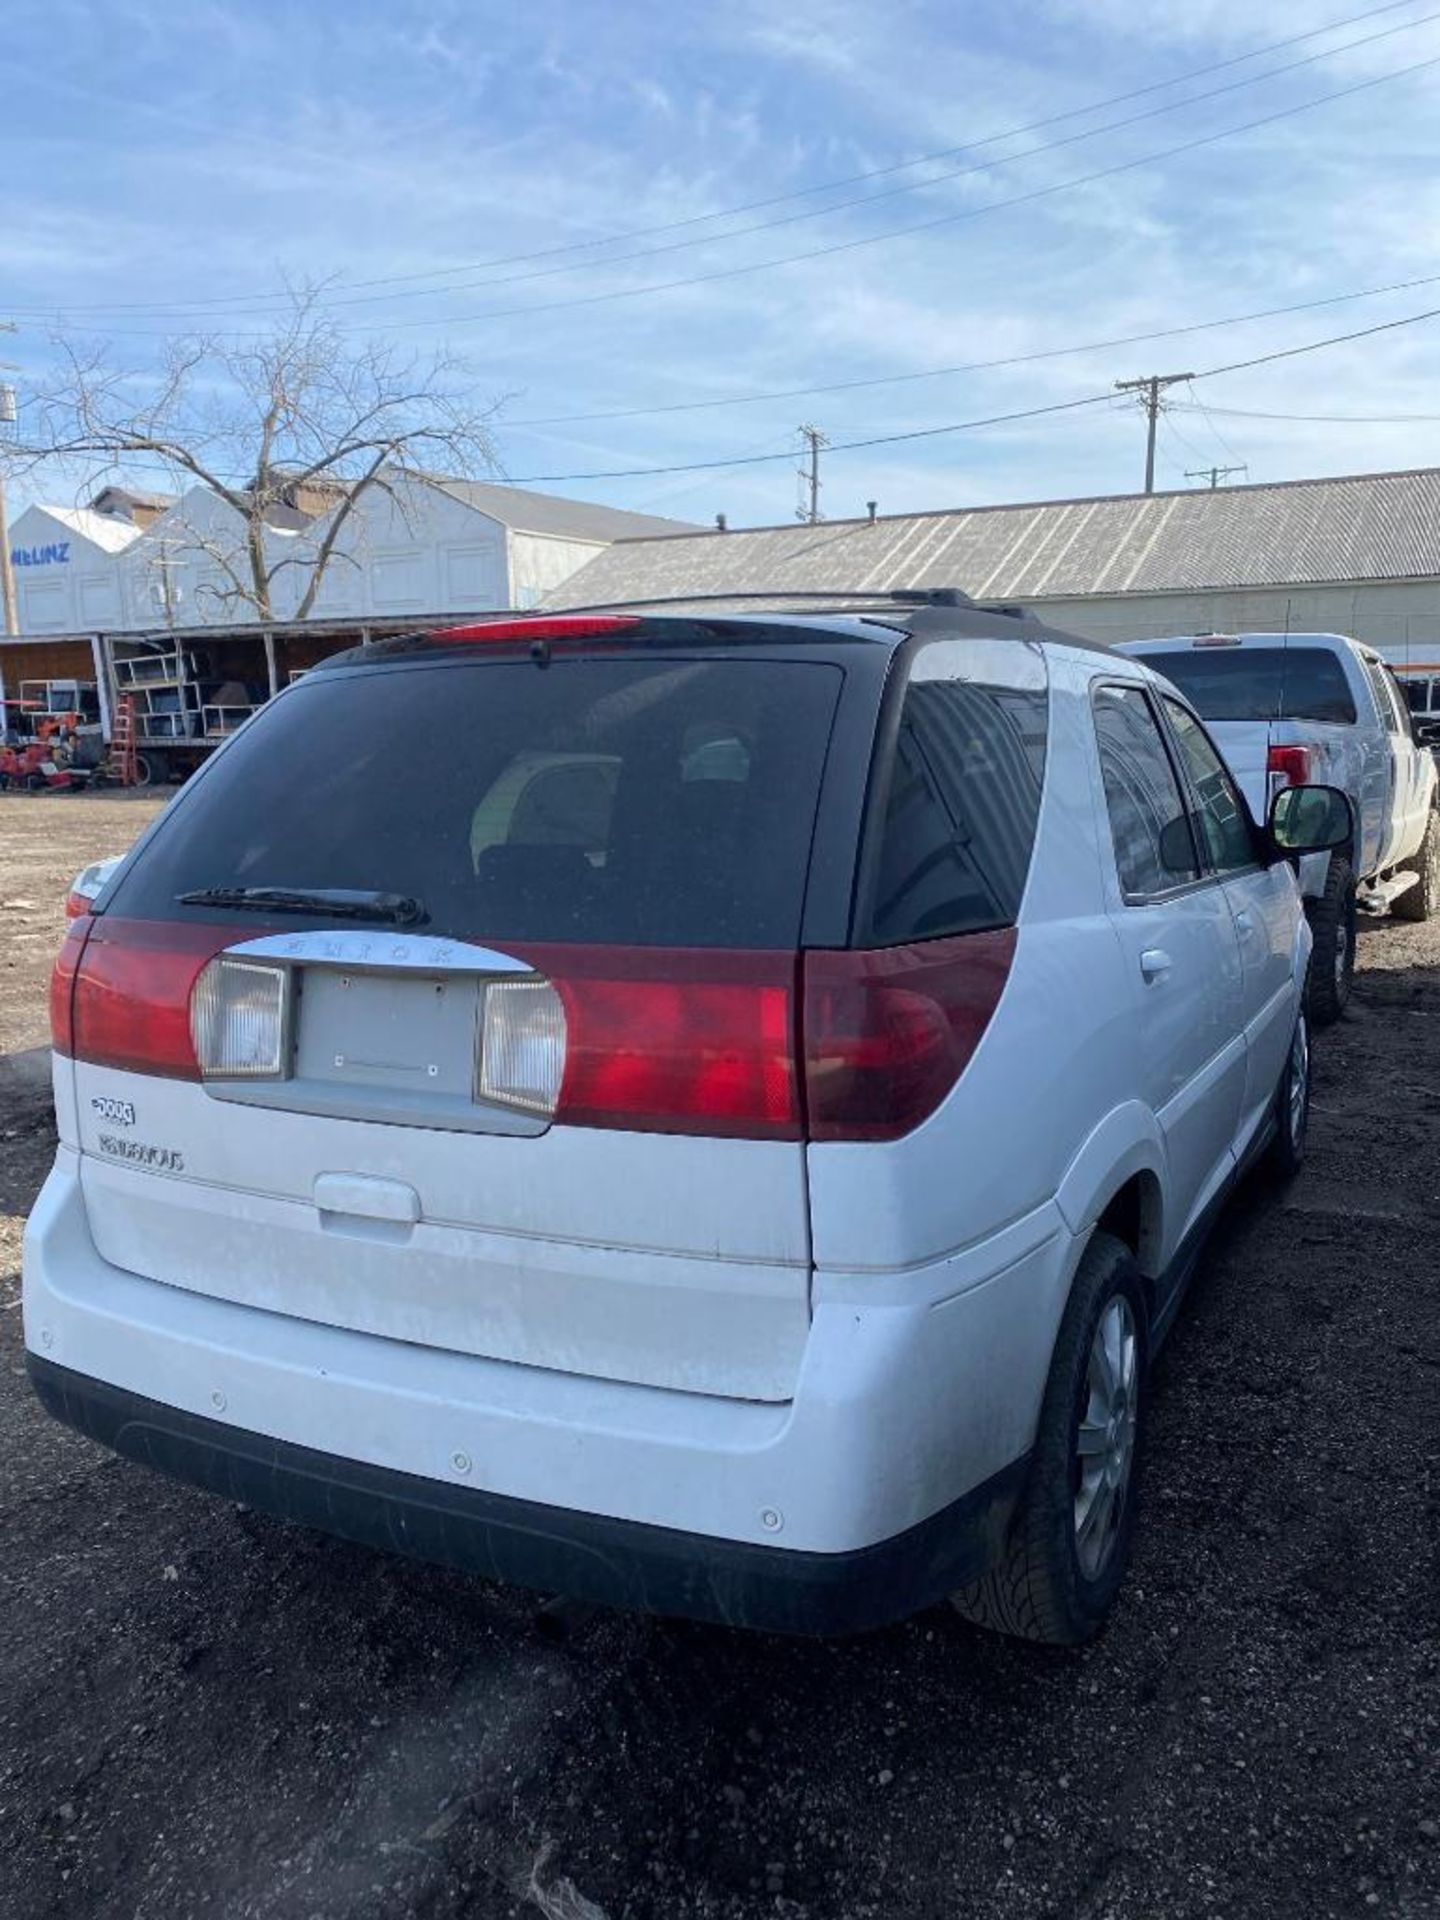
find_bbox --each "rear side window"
[1130,646,1358,725]
[1162,698,1258,873]
[1093,685,1200,899]
[867,655,1048,944]
[106,655,843,949]
[1361,657,1408,735]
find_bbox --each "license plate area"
[202,941,549,1137]
[297,968,479,1098]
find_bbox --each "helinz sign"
[11,542,71,567]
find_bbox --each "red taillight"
[65,890,91,920]
[1267,744,1312,788]
[50,915,93,1055]
[512,932,1015,1141]
[432,615,644,644]
[70,919,237,1078]
[801,930,1016,1142]
[515,946,801,1139]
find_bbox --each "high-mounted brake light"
[1267,744,1312,789]
[431,615,644,644]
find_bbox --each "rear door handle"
[1139,948,1173,981]
[1234,910,1255,938]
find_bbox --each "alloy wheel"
[1288,1016,1310,1148]
[1073,1296,1139,1580]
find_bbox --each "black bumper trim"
[27,1354,1027,1635]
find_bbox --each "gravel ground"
[0,791,1436,1920]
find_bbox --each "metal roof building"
[546,467,1440,663]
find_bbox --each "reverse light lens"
[191,958,288,1078]
[479,978,568,1115]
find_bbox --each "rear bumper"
[23,1149,1074,1627]
[28,1353,1024,1633]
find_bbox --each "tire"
[950,1231,1149,1646]
[133,751,163,789]
[1305,854,1356,1027]
[1265,1009,1311,1180]
[1392,810,1440,923]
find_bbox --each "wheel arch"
[1055,1103,1168,1286]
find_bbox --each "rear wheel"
[1305,854,1356,1026]
[1392,810,1440,923]
[950,1231,1148,1645]
[1265,1010,1311,1180]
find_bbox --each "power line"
[330,47,1440,338]
[57,44,1440,343]
[504,269,1440,427]
[1186,463,1249,487]
[24,3,1440,326]
[1177,403,1440,422]
[499,297,1440,484]
[18,0,1429,320]
[1183,383,1249,466]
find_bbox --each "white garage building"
[7,473,697,634]
[546,467,1440,667]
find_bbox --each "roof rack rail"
[534,587,986,615]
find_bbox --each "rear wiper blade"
[176,886,427,926]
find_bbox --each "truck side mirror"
[1268,783,1351,855]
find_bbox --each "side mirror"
[1268,783,1352,855]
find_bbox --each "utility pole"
[1185,463,1249,490]
[1115,372,1194,495]
[0,322,18,637]
[795,423,828,524]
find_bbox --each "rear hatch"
[60,626,855,1401]
[1123,640,1359,818]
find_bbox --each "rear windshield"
[1128,646,1357,725]
[107,655,843,948]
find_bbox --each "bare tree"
[20,285,505,621]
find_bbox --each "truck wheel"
[950,1232,1148,1645]
[1392,811,1440,923]
[133,751,168,789]
[1305,855,1356,1026]
[1265,1011,1311,1180]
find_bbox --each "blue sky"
[4,0,1440,527]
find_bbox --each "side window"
[1382,666,1416,737]
[1092,685,1200,900]
[1162,698,1257,873]
[1362,658,1404,734]
[868,678,1048,943]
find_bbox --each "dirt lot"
[1,790,1436,1920]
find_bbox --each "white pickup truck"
[1117,632,1440,1023]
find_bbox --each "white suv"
[25,599,1348,1644]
